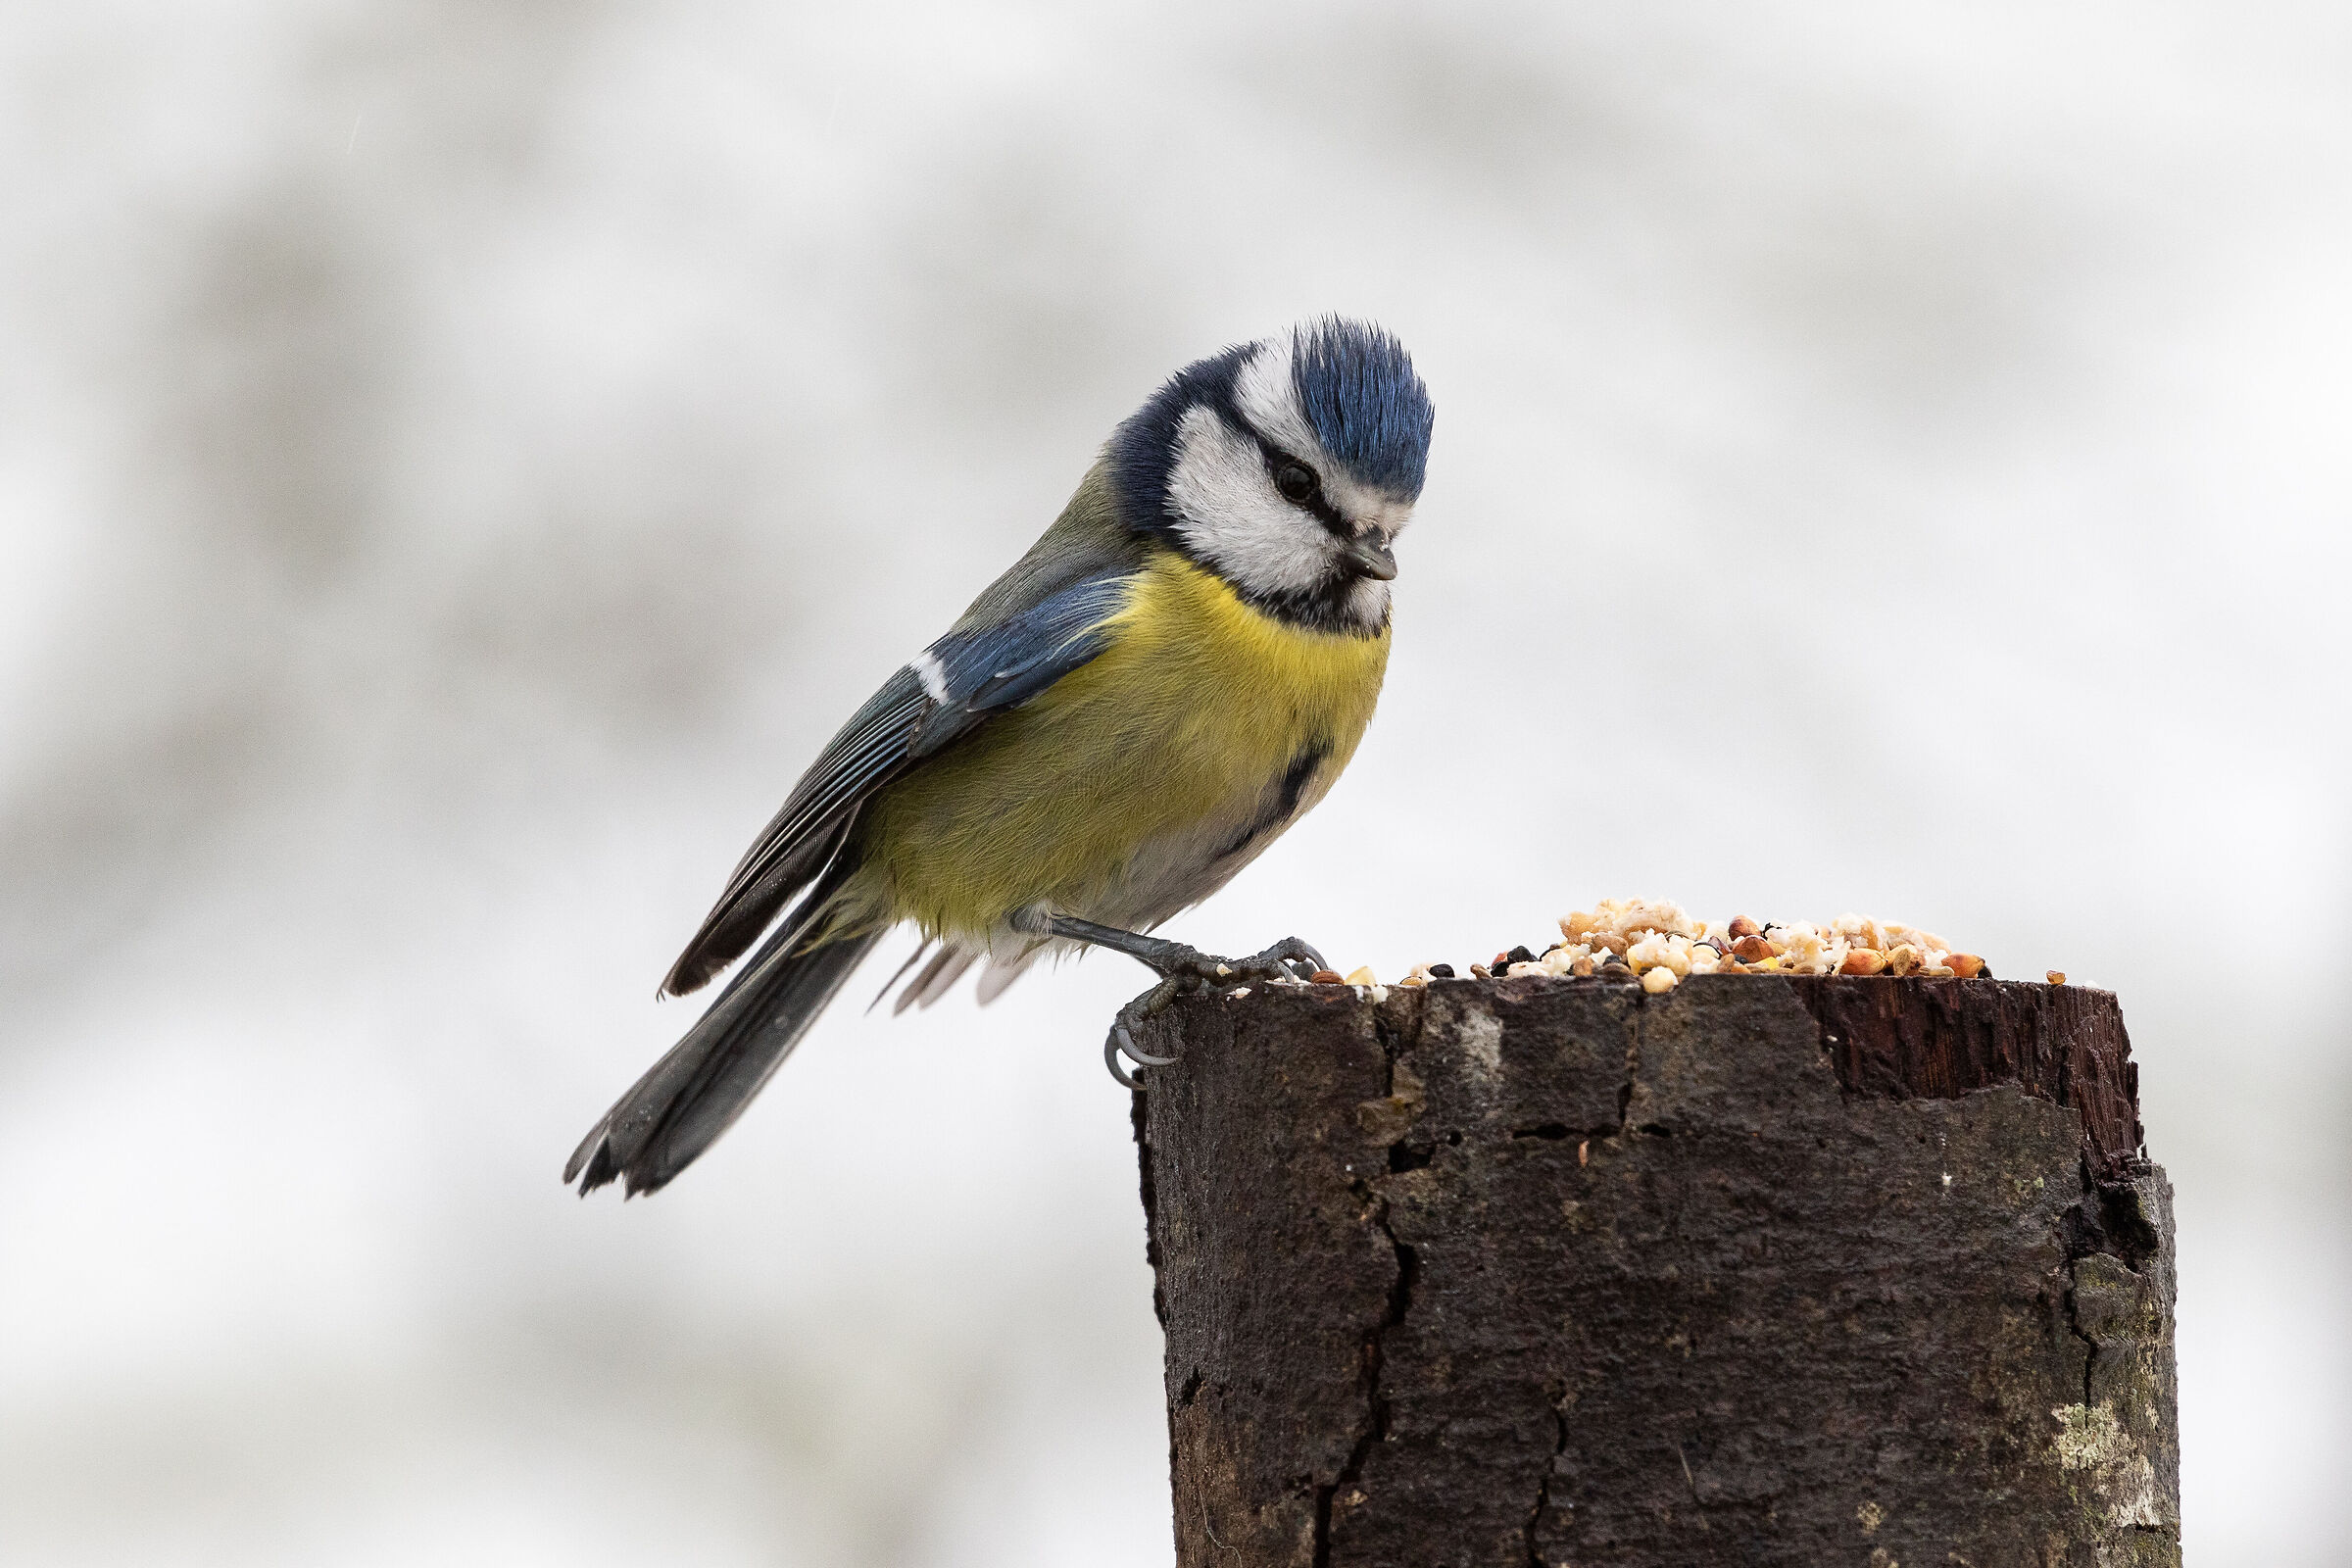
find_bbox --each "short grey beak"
[1343,534,1398,581]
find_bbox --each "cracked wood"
[1131,975,2180,1567]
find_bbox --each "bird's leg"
[1017,911,1328,1087]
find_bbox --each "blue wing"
[660,568,1136,996]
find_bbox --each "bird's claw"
[1102,934,1327,1089]
[1236,935,1329,984]
[1116,1022,1179,1068]
[1103,1033,1140,1091]
[1103,974,1185,1088]
[1104,1017,1178,1090]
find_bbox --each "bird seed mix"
[1285,897,2032,1002]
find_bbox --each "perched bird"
[567,318,1435,1196]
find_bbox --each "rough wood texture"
[1132,975,2178,1567]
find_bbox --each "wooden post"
[1131,975,2179,1567]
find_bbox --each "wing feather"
[661,567,1135,996]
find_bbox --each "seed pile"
[1298,897,2013,1000]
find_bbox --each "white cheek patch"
[1165,405,1340,599]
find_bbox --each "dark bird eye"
[1274,461,1319,504]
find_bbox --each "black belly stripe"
[1213,742,1330,862]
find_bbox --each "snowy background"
[3,2,2346,1562]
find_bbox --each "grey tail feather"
[567,909,881,1199]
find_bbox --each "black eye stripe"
[1255,442,1350,532]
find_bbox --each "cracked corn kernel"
[1344,965,1377,987]
[1839,948,1887,976]
[1624,934,1686,975]
[1830,913,1886,952]
[1946,954,1988,979]
[2047,970,2066,985]
[1765,923,1840,974]
[1542,943,1590,976]
[1642,966,1679,994]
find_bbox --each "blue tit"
[567,318,1435,1196]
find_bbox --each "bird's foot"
[1102,935,1329,1089]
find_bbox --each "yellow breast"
[851,552,1391,940]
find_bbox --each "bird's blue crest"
[1290,318,1434,500]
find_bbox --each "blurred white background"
[3,1,2345,1562]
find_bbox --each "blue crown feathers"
[1290,318,1434,500]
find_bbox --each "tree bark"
[1131,975,2179,1567]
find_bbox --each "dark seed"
[1428,963,1455,979]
